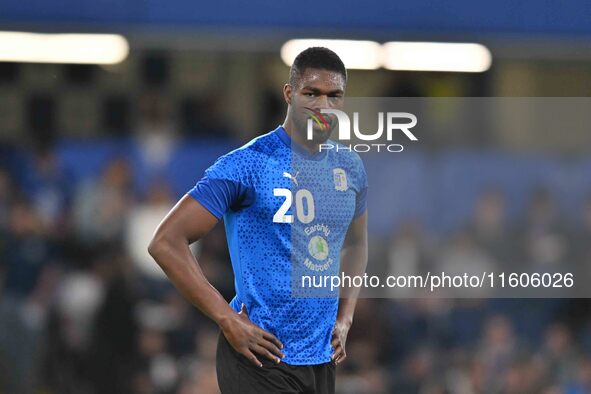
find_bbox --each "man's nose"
[314,95,329,109]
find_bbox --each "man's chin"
[294,121,333,144]
[310,123,333,141]
[310,128,332,144]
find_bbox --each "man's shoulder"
[205,129,283,180]
[221,128,283,162]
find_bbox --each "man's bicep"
[156,195,220,245]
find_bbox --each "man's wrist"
[336,315,353,329]
[216,311,238,332]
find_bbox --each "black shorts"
[216,331,336,394]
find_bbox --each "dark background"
[1,2,591,393]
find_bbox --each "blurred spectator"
[0,198,61,394]
[385,297,454,370]
[386,220,432,297]
[534,323,578,387]
[336,331,388,394]
[126,179,175,280]
[558,195,591,335]
[518,187,570,270]
[135,93,178,174]
[21,144,74,233]
[467,188,511,265]
[176,328,220,394]
[564,355,591,394]
[134,327,178,393]
[1,199,59,301]
[88,248,139,394]
[437,230,496,277]
[43,250,106,393]
[73,157,133,245]
[389,346,437,393]
[435,230,496,297]
[475,314,521,391]
[499,355,544,394]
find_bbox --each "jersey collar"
[274,126,328,161]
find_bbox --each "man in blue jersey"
[148,47,368,394]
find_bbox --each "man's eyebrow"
[301,86,344,95]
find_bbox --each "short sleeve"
[187,152,254,219]
[353,186,367,219]
[352,155,368,219]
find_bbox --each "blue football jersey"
[188,125,367,365]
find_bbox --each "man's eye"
[304,92,315,97]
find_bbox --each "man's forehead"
[297,68,345,89]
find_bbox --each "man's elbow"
[147,232,170,260]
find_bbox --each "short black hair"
[289,47,347,87]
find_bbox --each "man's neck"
[282,120,319,155]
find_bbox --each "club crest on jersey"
[333,168,348,191]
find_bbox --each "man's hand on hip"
[220,304,284,367]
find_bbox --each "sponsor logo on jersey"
[302,223,334,272]
[308,235,329,261]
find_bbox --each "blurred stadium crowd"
[3,1,591,392]
[1,121,591,394]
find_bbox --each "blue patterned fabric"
[188,125,367,365]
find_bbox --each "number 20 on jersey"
[273,188,315,224]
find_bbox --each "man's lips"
[304,107,329,129]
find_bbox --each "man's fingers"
[334,351,347,365]
[243,349,263,367]
[259,338,285,359]
[331,343,343,359]
[331,336,340,348]
[261,329,284,350]
[253,344,281,364]
[332,344,346,364]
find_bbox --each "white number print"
[273,188,293,223]
[294,189,314,224]
[273,188,315,224]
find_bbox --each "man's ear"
[283,83,292,105]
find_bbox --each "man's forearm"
[337,240,368,326]
[148,237,237,328]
